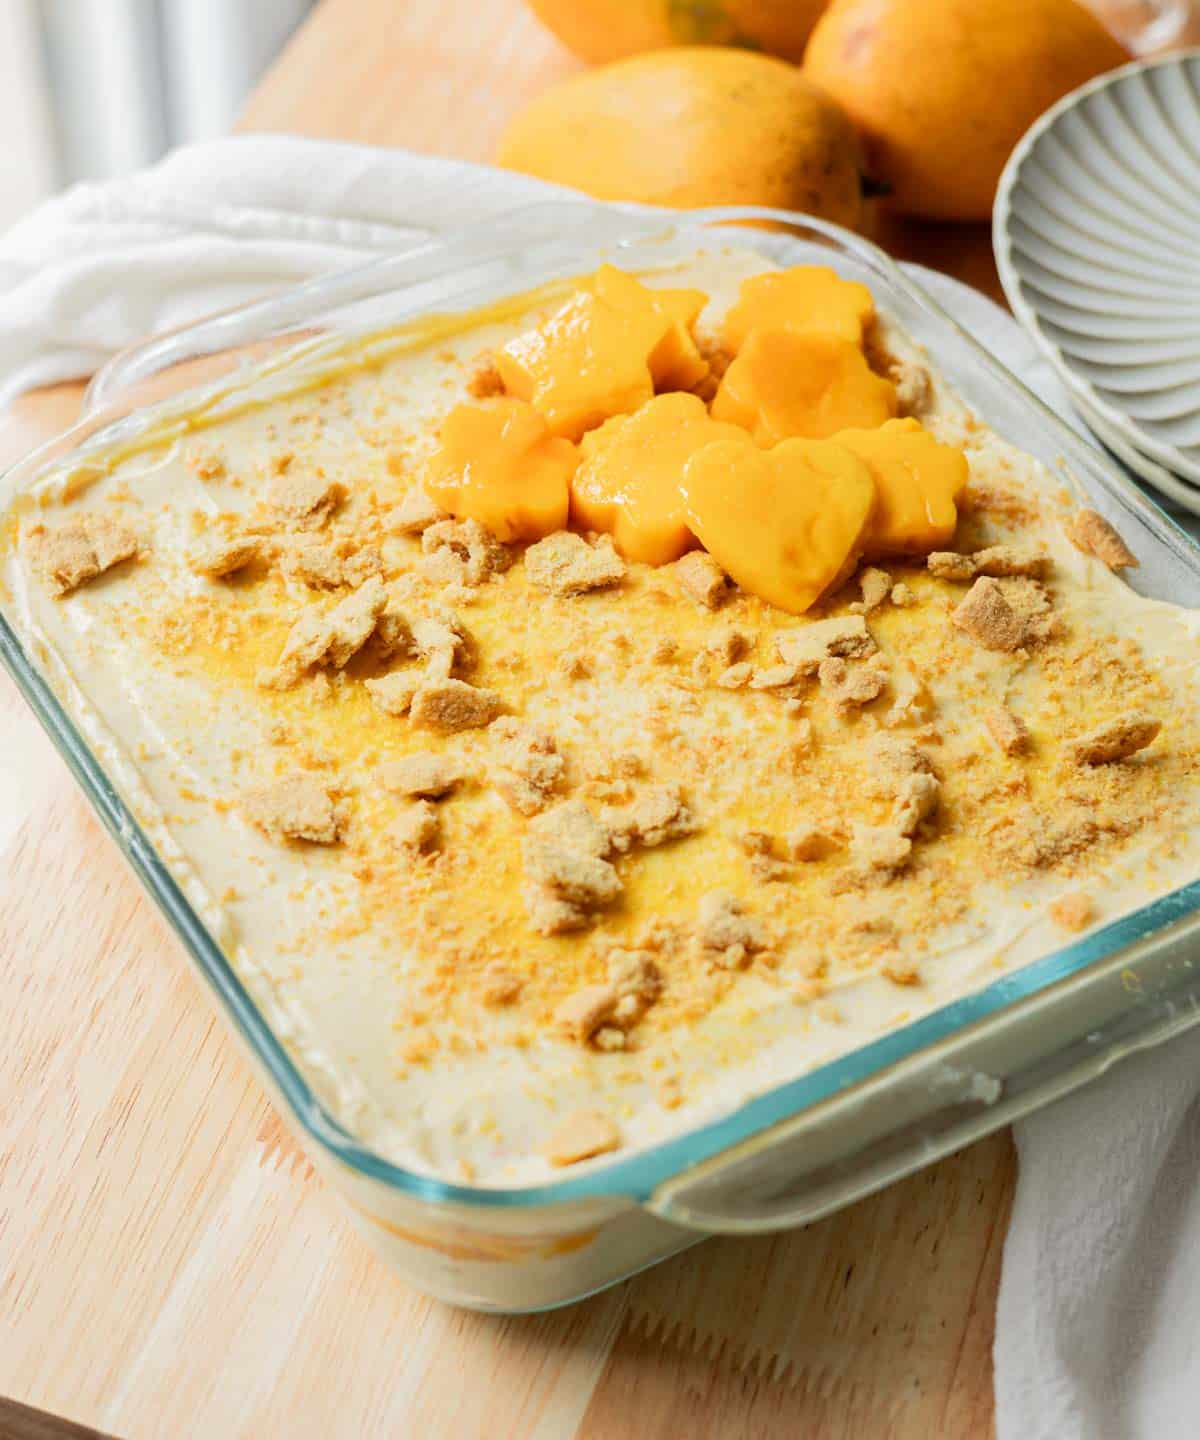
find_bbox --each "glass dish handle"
[647,902,1200,1233]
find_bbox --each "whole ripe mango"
[525,0,830,65]
[498,48,865,228]
[804,0,1129,221]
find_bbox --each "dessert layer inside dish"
[5,246,1200,1185]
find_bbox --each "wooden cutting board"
[0,2,1028,1433]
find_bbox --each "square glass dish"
[6,203,1200,1313]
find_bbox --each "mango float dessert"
[6,249,1200,1184]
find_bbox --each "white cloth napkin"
[3,134,1198,1440]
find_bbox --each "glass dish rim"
[5,200,1200,1212]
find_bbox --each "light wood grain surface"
[0,2,1039,1435]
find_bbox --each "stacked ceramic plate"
[994,51,1200,519]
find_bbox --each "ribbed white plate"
[1072,389,1200,519]
[995,51,1200,487]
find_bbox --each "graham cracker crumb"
[819,655,887,713]
[716,662,753,690]
[410,677,503,733]
[1068,509,1137,571]
[421,517,512,587]
[985,707,1030,756]
[269,470,344,531]
[707,627,753,666]
[882,958,921,986]
[674,550,730,609]
[377,752,465,798]
[392,799,440,854]
[243,774,344,845]
[777,615,876,672]
[1067,713,1161,766]
[466,356,505,398]
[929,545,1048,582]
[851,567,892,614]
[603,785,698,853]
[890,582,916,607]
[391,486,447,536]
[546,1108,621,1166]
[33,515,139,596]
[555,984,618,1044]
[260,576,387,688]
[523,800,621,934]
[490,718,565,815]
[364,671,421,717]
[478,965,523,1007]
[695,891,765,970]
[525,532,626,596]
[1049,892,1094,933]
[192,532,261,579]
[952,577,1027,652]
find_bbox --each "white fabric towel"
[3,135,1199,1440]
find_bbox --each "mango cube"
[680,429,877,614]
[572,393,742,565]
[711,329,897,445]
[423,397,577,542]
[590,265,710,391]
[724,265,876,352]
[834,418,969,558]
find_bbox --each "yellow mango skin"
[497,48,865,230]
[680,431,877,614]
[424,398,577,543]
[572,393,744,566]
[526,0,830,65]
[712,329,897,445]
[835,418,969,559]
[724,265,876,352]
[495,289,669,441]
[590,265,710,391]
[805,0,1128,221]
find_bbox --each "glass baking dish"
[6,202,1200,1312]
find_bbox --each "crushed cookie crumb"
[364,670,421,717]
[466,355,505,398]
[554,984,618,1044]
[707,627,752,666]
[559,651,592,679]
[390,486,447,535]
[851,567,892,614]
[650,637,678,664]
[377,751,465,798]
[890,582,915,607]
[269,470,344,530]
[192,532,261,579]
[882,958,921,986]
[749,663,802,691]
[603,785,698,852]
[490,718,565,815]
[410,677,503,733]
[261,576,388,688]
[837,824,913,888]
[421,517,512,587]
[818,655,887,713]
[716,661,753,690]
[478,965,523,1007]
[777,614,875,672]
[674,550,730,609]
[985,706,1030,756]
[32,515,139,596]
[410,610,468,679]
[951,577,1028,652]
[737,830,791,881]
[546,1108,621,1166]
[788,824,839,861]
[1068,509,1137,571]
[243,774,344,845]
[1049,892,1094,933]
[1067,712,1161,766]
[523,800,621,934]
[695,891,765,970]
[392,799,440,854]
[929,545,1049,582]
[525,531,626,596]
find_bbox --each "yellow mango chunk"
[423,397,577,542]
[680,430,876,614]
[724,264,876,351]
[590,264,710,391]
[572,393,743,565]
[711,329,897,445]
[835,418,969,558]
[495,284,672,440]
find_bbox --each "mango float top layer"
[6,245,1200,1189]
[723,263,875,350]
